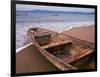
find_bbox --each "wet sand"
[61,26,95,43]
[16,44,59,73]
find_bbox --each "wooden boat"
[27,28,95,71]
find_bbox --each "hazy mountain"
[16,9,94,14]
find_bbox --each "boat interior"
[44,42,94,69]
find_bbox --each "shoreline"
[16,25,94,51]
[63,24,94,31]
[61,25,95,43]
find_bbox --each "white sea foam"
[16,21,94,51]
[16,43,32,53]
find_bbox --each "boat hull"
[27,28,95,70]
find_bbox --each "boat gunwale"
[35,43,78,70]
[34,28,94,45]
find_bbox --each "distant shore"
[61,25,95,43]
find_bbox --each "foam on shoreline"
[16,21,94,50]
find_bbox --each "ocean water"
[16,11,94,49]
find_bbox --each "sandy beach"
[61,26,95,43]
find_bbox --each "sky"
[16,4,95,13]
